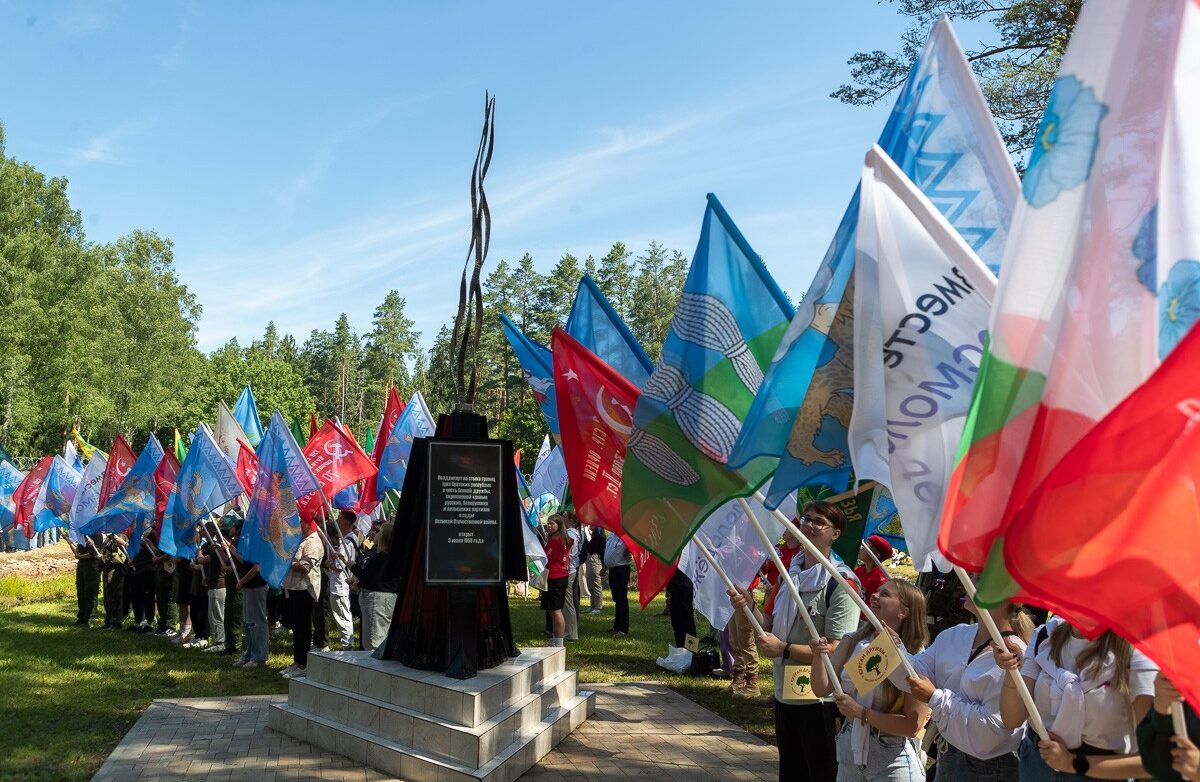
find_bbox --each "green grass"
[0,599,296,782]
[0,589,777,781]
[0,573,75,610]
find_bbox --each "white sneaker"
[202,644,226,654]
[587,609,602,615]
[172,628,193,645]
[184,637,209,650]
[280,664,307,679]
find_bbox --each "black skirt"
[541,577,568,611]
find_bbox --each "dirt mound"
[0,542,76,580]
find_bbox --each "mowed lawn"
[0,586,778,782]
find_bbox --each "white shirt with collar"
[892,622,1026,760]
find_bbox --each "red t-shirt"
[762,545,800,615]
[546,537,570,580]
[854,564,888,603]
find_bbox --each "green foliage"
[834,0,1082,165]
[0,129,689,463]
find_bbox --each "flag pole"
[691,536,766,636]
[750,492,918,679]
[734,498,845,696]
[860,539,892,580]
[1172,702,1188,738]
[952,566,1049,741]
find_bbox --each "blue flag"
[377,391,436,494]
[332,482,359,511]
[233,385,266,447]
[82,436,164,536]
[33,456,82,533]
[237,410,322,588]
[864,486,908,554]
[499,314,559,434]
[727,17,1018,507]
[159,425,246,559]
[621,194,795,563]
[565,274,655,387]
[0,460,25,532]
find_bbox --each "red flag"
[236,441,259,494]
[99,435,135,509]
[13,455,53,537]
[309,413,319,441]
[152,451,181,535]
[552,327,678,606]
[1004,323,1200,708]
[296,419,378,522]
[362,388,405,508]
[513,449,522,468]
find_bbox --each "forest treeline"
[0,125,688,468]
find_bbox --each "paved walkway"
[92,683,777,782]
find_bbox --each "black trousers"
[130,570,156,625]
[666,580,696,648]
[155,567,177,631]
[608,564,630,633]
[287,588,315,667]
[312,570,329,648]
[774,699,838,782]
[76,561,99,622]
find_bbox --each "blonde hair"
[1008,604,1035,643]
[1048,624,1134,696]
[847,579,928,712]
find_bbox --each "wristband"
[783,643,791,661]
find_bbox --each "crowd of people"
[65,508,398,678]
[728,500,1200,782]
[33,497,1200,781]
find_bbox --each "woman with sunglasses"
[730,501,862,782]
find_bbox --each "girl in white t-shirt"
[811,579,930,781]
[993,618,1157,780]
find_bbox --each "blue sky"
[1,2,920,352]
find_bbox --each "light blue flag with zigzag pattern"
[728,16,1019,508]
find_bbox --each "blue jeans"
[241,586,269,663]
[935,743,1018,781]
[835,722,924,782]
[1018,734,1091,782]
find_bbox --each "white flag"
[215,400,252,464]
[850,145,997,571]
[679,489,794,630]
[531,443,568,504]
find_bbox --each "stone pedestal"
[268,647,594,782]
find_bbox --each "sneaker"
[612,630,628,637]
[233,658,248,668]
[138,624,155,634]
[280,664,307,678]
[155,628,173,637]
[172,628,193,645]
[202,644,226,654]
[189,638,211,650]
[242,660,260,669]
[587,609,602,615]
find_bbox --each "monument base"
[268,647,594,782]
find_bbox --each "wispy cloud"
[68,120,155,166]
[184,76,821,352]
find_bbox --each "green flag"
[291,417,308,447]
[620,195,794,563]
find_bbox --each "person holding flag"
[808,579,929,781]
[896,585,1033,781]
[730,501,862,782]
[71,532,102,627]
[991,619,1157,780]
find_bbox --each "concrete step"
[306,647,566,728]
[268,688,595,782]
[286,667,581,767]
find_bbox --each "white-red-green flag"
[938,0,1200,607]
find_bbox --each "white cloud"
[183,76,825,352]
[68,121,155,166]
